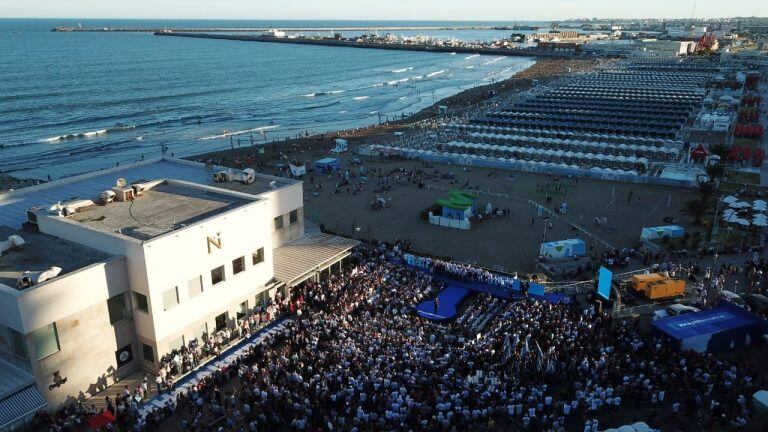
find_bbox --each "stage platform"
[411,265,571,321]
[416,285,470,321]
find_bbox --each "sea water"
[0,19,538,179]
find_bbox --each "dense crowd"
[40,243,766,432]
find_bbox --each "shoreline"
[188,58,600,165]
[0,58,599,194]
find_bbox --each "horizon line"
[3,16,766,21]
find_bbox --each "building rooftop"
[0,226,112,289]
[66,181,254,240]
[213,175,298,195]
[0,158,300,230]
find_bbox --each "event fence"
[380,147,695,188]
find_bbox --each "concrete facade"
[0,164,314,411]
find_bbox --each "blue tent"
[653,304,766,353]
[539,239,586,259]
[314,157,340,173]
[640,225,684,240]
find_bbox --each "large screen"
[597,267,612,300]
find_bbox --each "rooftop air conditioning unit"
[60,199,95,216]
[17,266,62,288]
[99,190,116,205]
[0,235,25,255]
[213,170,232,183]
[131,179,164,196]
[112,186,135,202]
[241,168,256,184]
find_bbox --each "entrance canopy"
[0,359,48,431]
[272,233,359,286]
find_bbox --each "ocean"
[0,19,539,179]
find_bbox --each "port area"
[152,32,579,59]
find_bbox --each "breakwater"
[153,32,573,59]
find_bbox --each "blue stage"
[416,285,470,321]
[415,275,570,321]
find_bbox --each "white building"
[0,158,357,424]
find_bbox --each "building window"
[215,313,228,331]
[8,328,27,360]
[252,247,264,265]
[133,292,149,313]
[30,323,60,360]
[107,293,127,325]
[274,215,284,230]
[115,344,133,369]
[289,209,298,224]
[211,265,225,285]
[237,301,248,320]
[187,275,203,298]
[141,343,154,363]
[233,256,245,275]
[162,287,180,310]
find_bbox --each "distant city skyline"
[3,0,767,21]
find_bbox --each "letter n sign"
[207,233,222,253]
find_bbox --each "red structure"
[690,144,708,163]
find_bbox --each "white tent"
[539,239,586,260]
[640,225,685,240]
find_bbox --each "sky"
[2,0,767,20]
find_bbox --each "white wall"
[36,215,156,339]
[259,182,304,247]
[0,257,128,334]
[142,199,273,343]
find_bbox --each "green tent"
[436,190,477,210]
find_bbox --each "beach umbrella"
[753,219,768,227]
[723,196,738,204]
[735,219,750,227]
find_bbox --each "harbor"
[153,31,577,58]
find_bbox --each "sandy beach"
[188,58,602,165]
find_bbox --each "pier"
[153,32,575,59]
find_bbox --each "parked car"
[719,290,747,308]
[653,304,700,321]
[740,293,768,314]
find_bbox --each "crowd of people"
[39,243,766,432]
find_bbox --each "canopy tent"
[754,390,768,415]
[436,190,478,219]
[539,239,586,260]
[313,157,340,173]
[640,225,684,240]
[690,143,708,163]
[652,304,766,353]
